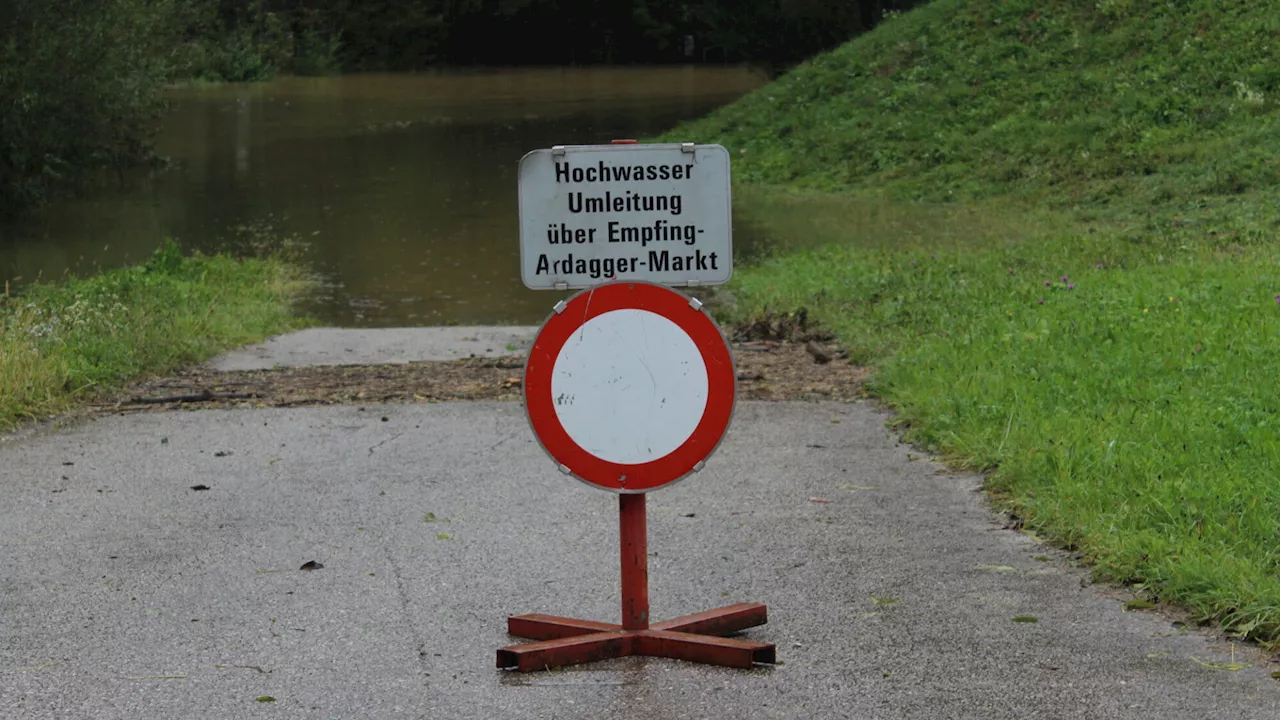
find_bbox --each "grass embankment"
[661,0,1280,645]
[1,240,311,431]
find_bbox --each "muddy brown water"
[0,67,770,326]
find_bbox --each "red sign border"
[524,281,736,493]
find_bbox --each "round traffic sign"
[524,281,736,493]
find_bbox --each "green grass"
[722,196,1280,644]
[0,239,311,430]
[663,0,1280,214]
[658,0,1280,646]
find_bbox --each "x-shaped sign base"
[496,602,775,672]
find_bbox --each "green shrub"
[173,2,293,82]
[290,8,344,77]
[0,0,180,216]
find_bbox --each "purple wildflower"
[1095,263,1103,269]
[1038,298,1044,305]
[1060,275,1069,282]
[1044,281,1051,287]
[1068,283,1075,290]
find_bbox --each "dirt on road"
[89,340,869,417]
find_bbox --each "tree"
[0,0,181,216]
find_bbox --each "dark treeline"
[185,0,926,78]
[0,0,923,217]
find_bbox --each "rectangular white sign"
[518,143,732,290]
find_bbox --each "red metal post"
[498,470,774,671]
[619,493,650,631]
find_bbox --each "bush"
[290,8,344,77]
[173,2,294,82]
[0,0,180,216]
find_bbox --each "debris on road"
[86,341,869,417]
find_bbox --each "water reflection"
[0,67,768,326]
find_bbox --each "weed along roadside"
[659,0,1280,649]
[0,239,311,432]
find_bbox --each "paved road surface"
[207,327,539,371]
[3,396,1277,719]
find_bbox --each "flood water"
[0,67,768,326]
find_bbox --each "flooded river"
[0,67,767,326]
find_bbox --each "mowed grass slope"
[668,0,1280,215]
[661,1,1280,646]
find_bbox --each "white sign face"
[550,308,709,465]
[518,143,732,290]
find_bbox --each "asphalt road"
[3,399,1277,719]
[207,327,540,371]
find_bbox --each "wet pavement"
[206,326,540,371]
[3,396,1278,719]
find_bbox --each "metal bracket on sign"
[681,143,696,154]
[551,146,567,156]
[553,281,569,291]
[692,460,706,473]
[553,300,567,314]
[688,297,704,311]
[557,464,573,475]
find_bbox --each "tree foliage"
[0,0,181,216]
[183,1,927,74]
